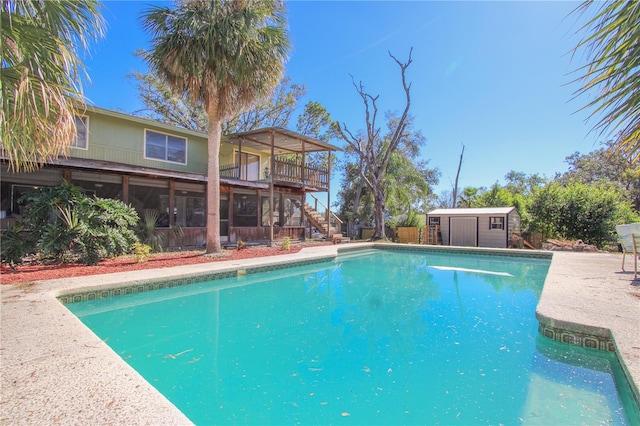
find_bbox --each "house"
[425,207,521,248]
[0,106,341,249]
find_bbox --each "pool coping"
[1,243,639,423]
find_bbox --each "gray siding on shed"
[426,208,520,248]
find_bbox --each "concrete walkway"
[1,244,638,424]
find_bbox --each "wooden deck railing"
[219,155,329,190]
[272,157,328,189]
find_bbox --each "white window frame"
[72,116,89,150]
[234,150,260,180]
[144,129,187,165]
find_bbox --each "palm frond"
[571,0,640,160]
[1,0,104,171]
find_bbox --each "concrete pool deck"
[1,244,639,424]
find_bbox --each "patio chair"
[615,223,640,279]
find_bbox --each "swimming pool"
[65,248,640,425]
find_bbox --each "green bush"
[131,242,152,263]
[281,236,291,250]
[528,181,640,248]
[1,181,140,266]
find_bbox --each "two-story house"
[0,106,341,249]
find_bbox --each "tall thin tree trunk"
[206,105,222,253]
[373,186,386,240]
[353,177,363,216]
[452,144,465,208]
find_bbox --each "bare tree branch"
[333,48,415,239]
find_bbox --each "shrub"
[281,236,291,250]
[1,181,140,266]
[0,222,33,267]
[136,209,184,253]
[528,181,639,248]
[131,242,152,262]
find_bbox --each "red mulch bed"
[1,243,332,285]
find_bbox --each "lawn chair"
[615,223,640,279]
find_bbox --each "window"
[233,192,258,226]
[234,151,260,180]
[428,217,440,226]
[72,116,88,149]
[490,217,504,230]
[145,130,187,164]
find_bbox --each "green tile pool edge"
[56,255,336,305]
[55,244,639,410]
[57,244,551,305]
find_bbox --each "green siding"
[69,110,209,174]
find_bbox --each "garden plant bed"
[1,242,332,285]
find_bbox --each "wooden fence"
[397,227,420,244]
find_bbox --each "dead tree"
[334,49,413,240]
[452,144,465,208]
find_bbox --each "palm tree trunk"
[206,105,222,253]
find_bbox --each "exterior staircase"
[303,202,348,243]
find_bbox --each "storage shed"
[426,207,521,248]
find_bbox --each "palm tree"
[1,0,104,172]
[141,0,290,253]
[572,1,640,161]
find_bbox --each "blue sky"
[82,1,600,200]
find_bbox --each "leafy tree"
[336,159,374,227]
[1,181,139,266]
[141,0,289,253]
[475,183,521,208]
[336,113,439,235]
[1,0,105,171]
[528,181,639,248]
[560,145,640,211]
[131,69,306,134]
[297,101,334,142]
[503,170,546,196]
[225,76,305,134]
[129,67,209,131]
[295,101,337,172]
[384,144,439,223]
[334,50,416,240]
[571,1,640,160]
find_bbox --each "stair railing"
[307,193,343,235]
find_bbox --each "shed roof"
[427,207,517,216]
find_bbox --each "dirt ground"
[0,242,333,285]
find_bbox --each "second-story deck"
[220,155,329,190]
[221,127,340,192]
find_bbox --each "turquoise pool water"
[67,249,639,425]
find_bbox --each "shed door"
[450,217,477,247]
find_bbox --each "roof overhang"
[427,207,517,216]
[226,127,342,154]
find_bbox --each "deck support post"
[269,131,275,247]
